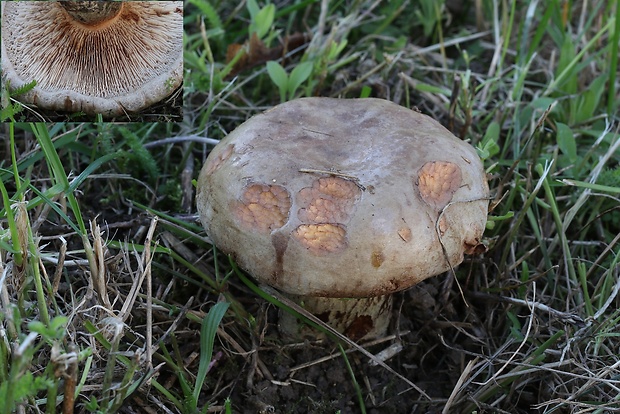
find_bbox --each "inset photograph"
[1,1,183,122]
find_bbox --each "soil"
[199,280,483,413]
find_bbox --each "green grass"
[1,0,620,412]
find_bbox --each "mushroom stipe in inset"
[197,97,489,340]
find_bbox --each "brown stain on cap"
[371,250,385,268]
[397,226,412,242]
[271,232,290,278]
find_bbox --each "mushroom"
[0,1,183,117]
[196,98,489,340]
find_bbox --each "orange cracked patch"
[297,177,361,224]
[417,161,462,210]
[293,224,347,254]
[234,184,291,233]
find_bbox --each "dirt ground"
[199,278,540,413]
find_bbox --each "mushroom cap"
[0,1,183,116]
[197,98,489,298]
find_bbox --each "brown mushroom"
[196,98,489,340]
[0,1,183,116]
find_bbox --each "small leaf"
[266,61,288,102]
[287,61,313,97]
[327,39,348,61]
[187,0,222,30]
[8,79,37,97]
[28,321,46,335]
[49,316,69,337]
[359,85,372,98]
[530,97,557,112]
[193,301,230,404]
[250,3,275,39]
[506,311,524,341]
[556,34,577,94]
[246,0,259,19]
[556,122,577,163]
[411,81,451,96]
[575,75,606,123]
[480,121,500,159]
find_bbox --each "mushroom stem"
[59,1,123,26]
[278,294,393,341]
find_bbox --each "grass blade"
[193,301,230,405]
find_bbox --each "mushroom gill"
[0,1,183,115]
[5,2,182,98]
